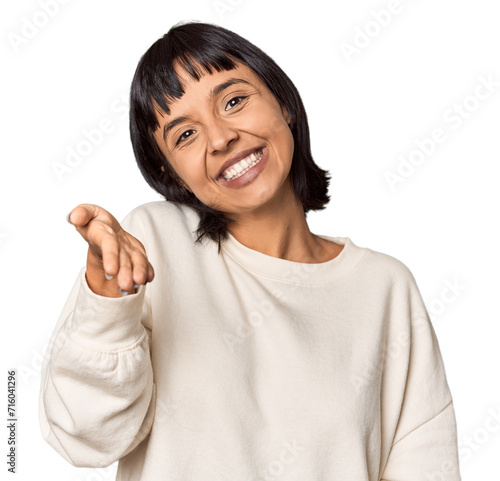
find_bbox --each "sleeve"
[380,269,462,480]
[38,209,156,468]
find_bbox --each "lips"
[217,146,264,179]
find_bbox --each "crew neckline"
[221,232,367,286]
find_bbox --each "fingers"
[126,241,155,291]
[128,250,149,286]
[66,203,155,295]
[102,232,155,294]
[117,246,134,292]
[147,261,155,284]
[100,231,120,277]
[113,249,154,294]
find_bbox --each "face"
[152,61,295,219]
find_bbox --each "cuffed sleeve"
[38,266,155,468]
[71,268,149,350]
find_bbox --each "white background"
[1,0,499,479]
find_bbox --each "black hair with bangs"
[129,21,331,253]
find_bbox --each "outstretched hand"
[67,204,155,297]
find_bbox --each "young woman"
[39,21,462,480]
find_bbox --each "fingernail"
[133,283,139,289]
[105,273,113,280]
[120,289,128,297]
[66,212,72,223]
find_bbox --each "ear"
[281,104,291,126]
[161,165,192,192]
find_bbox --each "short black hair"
[129,21,331,253]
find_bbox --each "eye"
[176,129,196,146]
[225,96,248,111]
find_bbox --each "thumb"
[67,204,99,227]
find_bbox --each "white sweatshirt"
[39,200,462,480]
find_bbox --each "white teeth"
[222,150,263,181]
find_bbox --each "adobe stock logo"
[213,0,245,21]
[339,0,416,64]
[7,0,73,54]
[51,93,128,182]
[426,277,466,319]
[458,405,500,464]
[384,74,499,192]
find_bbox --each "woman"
[39,21,462,480]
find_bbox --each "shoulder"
[121,200,195,222]
[120,200,200,243]
[354,239,419,290]
[353,240,429,318]
[121,200,198,226]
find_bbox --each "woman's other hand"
[67,204,155,298]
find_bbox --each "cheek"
[240,107,293,146]
[266,114,295,162]
[178,161,205,187]
[268,113,292,142]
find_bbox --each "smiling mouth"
[218,148,264,182]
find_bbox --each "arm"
[380,274,461,480]
[381,400,460,480]
[39,206,156,468]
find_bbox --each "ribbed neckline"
[221,232,367,286]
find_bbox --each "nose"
[206,118,238,154]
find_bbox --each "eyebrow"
[162,78,253,144]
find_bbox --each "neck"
[226,178,335,263]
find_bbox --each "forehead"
[172,60,262,97]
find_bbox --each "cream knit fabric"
[39,201,461,480]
